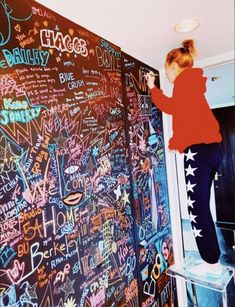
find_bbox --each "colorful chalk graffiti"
[0,1,138,305]
[121,53,177,306]
[0,0,176,306]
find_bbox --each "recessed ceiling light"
[174,18,200,33]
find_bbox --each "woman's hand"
[145,71,156,89]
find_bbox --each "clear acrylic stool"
[166,254,234,307]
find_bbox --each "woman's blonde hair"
[165,39,197,68]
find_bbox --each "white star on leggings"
[185,164,197,176]
[185,149,197,161]
[192,226,203,238]
[187,196,196,209]
[189,212,197,223]
[186,180,197,193]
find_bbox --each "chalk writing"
[0,0,32,47]
[0,1,176,306]
[0,1,139,306]
[2,48,50,67]
[121,52,175,305]
[40,29,88,57]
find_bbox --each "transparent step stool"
[166,253,234,307]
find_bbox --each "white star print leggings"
[183,142,223,264]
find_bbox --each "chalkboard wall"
[0,0,176,306]
[122,53,176,305]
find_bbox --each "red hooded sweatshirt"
[150,67,222,153]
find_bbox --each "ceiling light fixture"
[174,18,200,33]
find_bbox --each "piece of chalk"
[145,73,158,77]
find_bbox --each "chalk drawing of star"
[187,196,196,209]
[92,146,99,157]
[184,149,198,161]
[185,164,197,177]
[189,212,197,223]
[62,277,75,300]
[139,137,146,152]
[186,180,197,193]
[192,226,203,238]
[27,282,38,300]
[122,190,130,205]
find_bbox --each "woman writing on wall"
[145,39,223,278]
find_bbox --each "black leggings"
[184,142,222,264]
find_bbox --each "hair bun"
[182,39,196,56]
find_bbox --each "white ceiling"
[36,0,234,70]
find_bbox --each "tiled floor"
[182,219,235,307]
